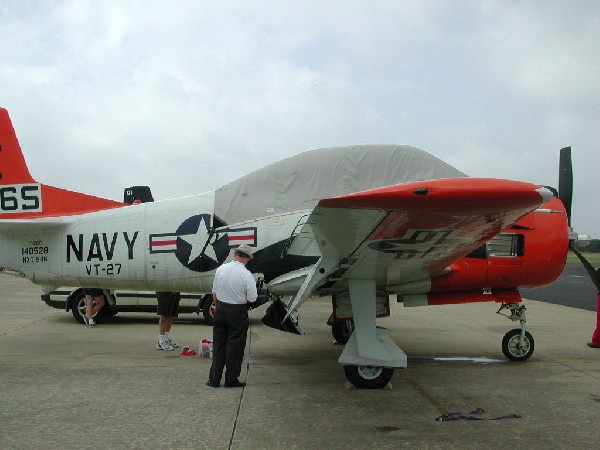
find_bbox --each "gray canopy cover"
[214,144,466,225]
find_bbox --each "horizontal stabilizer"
[0,216,74,231]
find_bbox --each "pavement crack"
[0,317,48,337]
[397,371,448,415]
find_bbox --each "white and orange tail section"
[0,107,125,219]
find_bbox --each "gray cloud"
[1,0,598,237]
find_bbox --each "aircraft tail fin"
[0,107,125,219]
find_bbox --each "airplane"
[0,106,596,389]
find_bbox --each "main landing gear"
[497,302,535,361]
[337,279,406,389]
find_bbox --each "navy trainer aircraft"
[0,107,594,388]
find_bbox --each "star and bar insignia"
[149,214,257,272]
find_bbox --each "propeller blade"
[562,148,599,291]
[570,243,600,291]
[558,146,573,225]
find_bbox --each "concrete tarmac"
[1,274,599,449]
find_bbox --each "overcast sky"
[1,1,599,237]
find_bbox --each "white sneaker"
[88,318,95,327]
[167,338,179,348]
[156,340,175,351]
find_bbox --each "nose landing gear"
[497,303,535,361]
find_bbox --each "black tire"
[502,328,535,361]
[71,290,86,324]
[201,295,215,325]
[343,365,394,389]
[70,290,106,324]
[331,320,354,344]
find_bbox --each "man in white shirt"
[207,244,258,388]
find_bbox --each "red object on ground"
[590,293,600,347]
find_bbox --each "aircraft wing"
[284,177,552,312]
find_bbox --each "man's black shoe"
[224,380,246,388]
[206,380,220,388]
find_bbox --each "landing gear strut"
[338,280,407,388]
[497,303,535,361]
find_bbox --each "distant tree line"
[578,239,600,253]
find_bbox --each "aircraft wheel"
[201,295,215,325]
[343,365,394,389]
[502,328,534,361]
[331,320,354,344]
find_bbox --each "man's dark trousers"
[209,302,249,385]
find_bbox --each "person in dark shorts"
[156,291,181,351]
[83,288,105,327]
